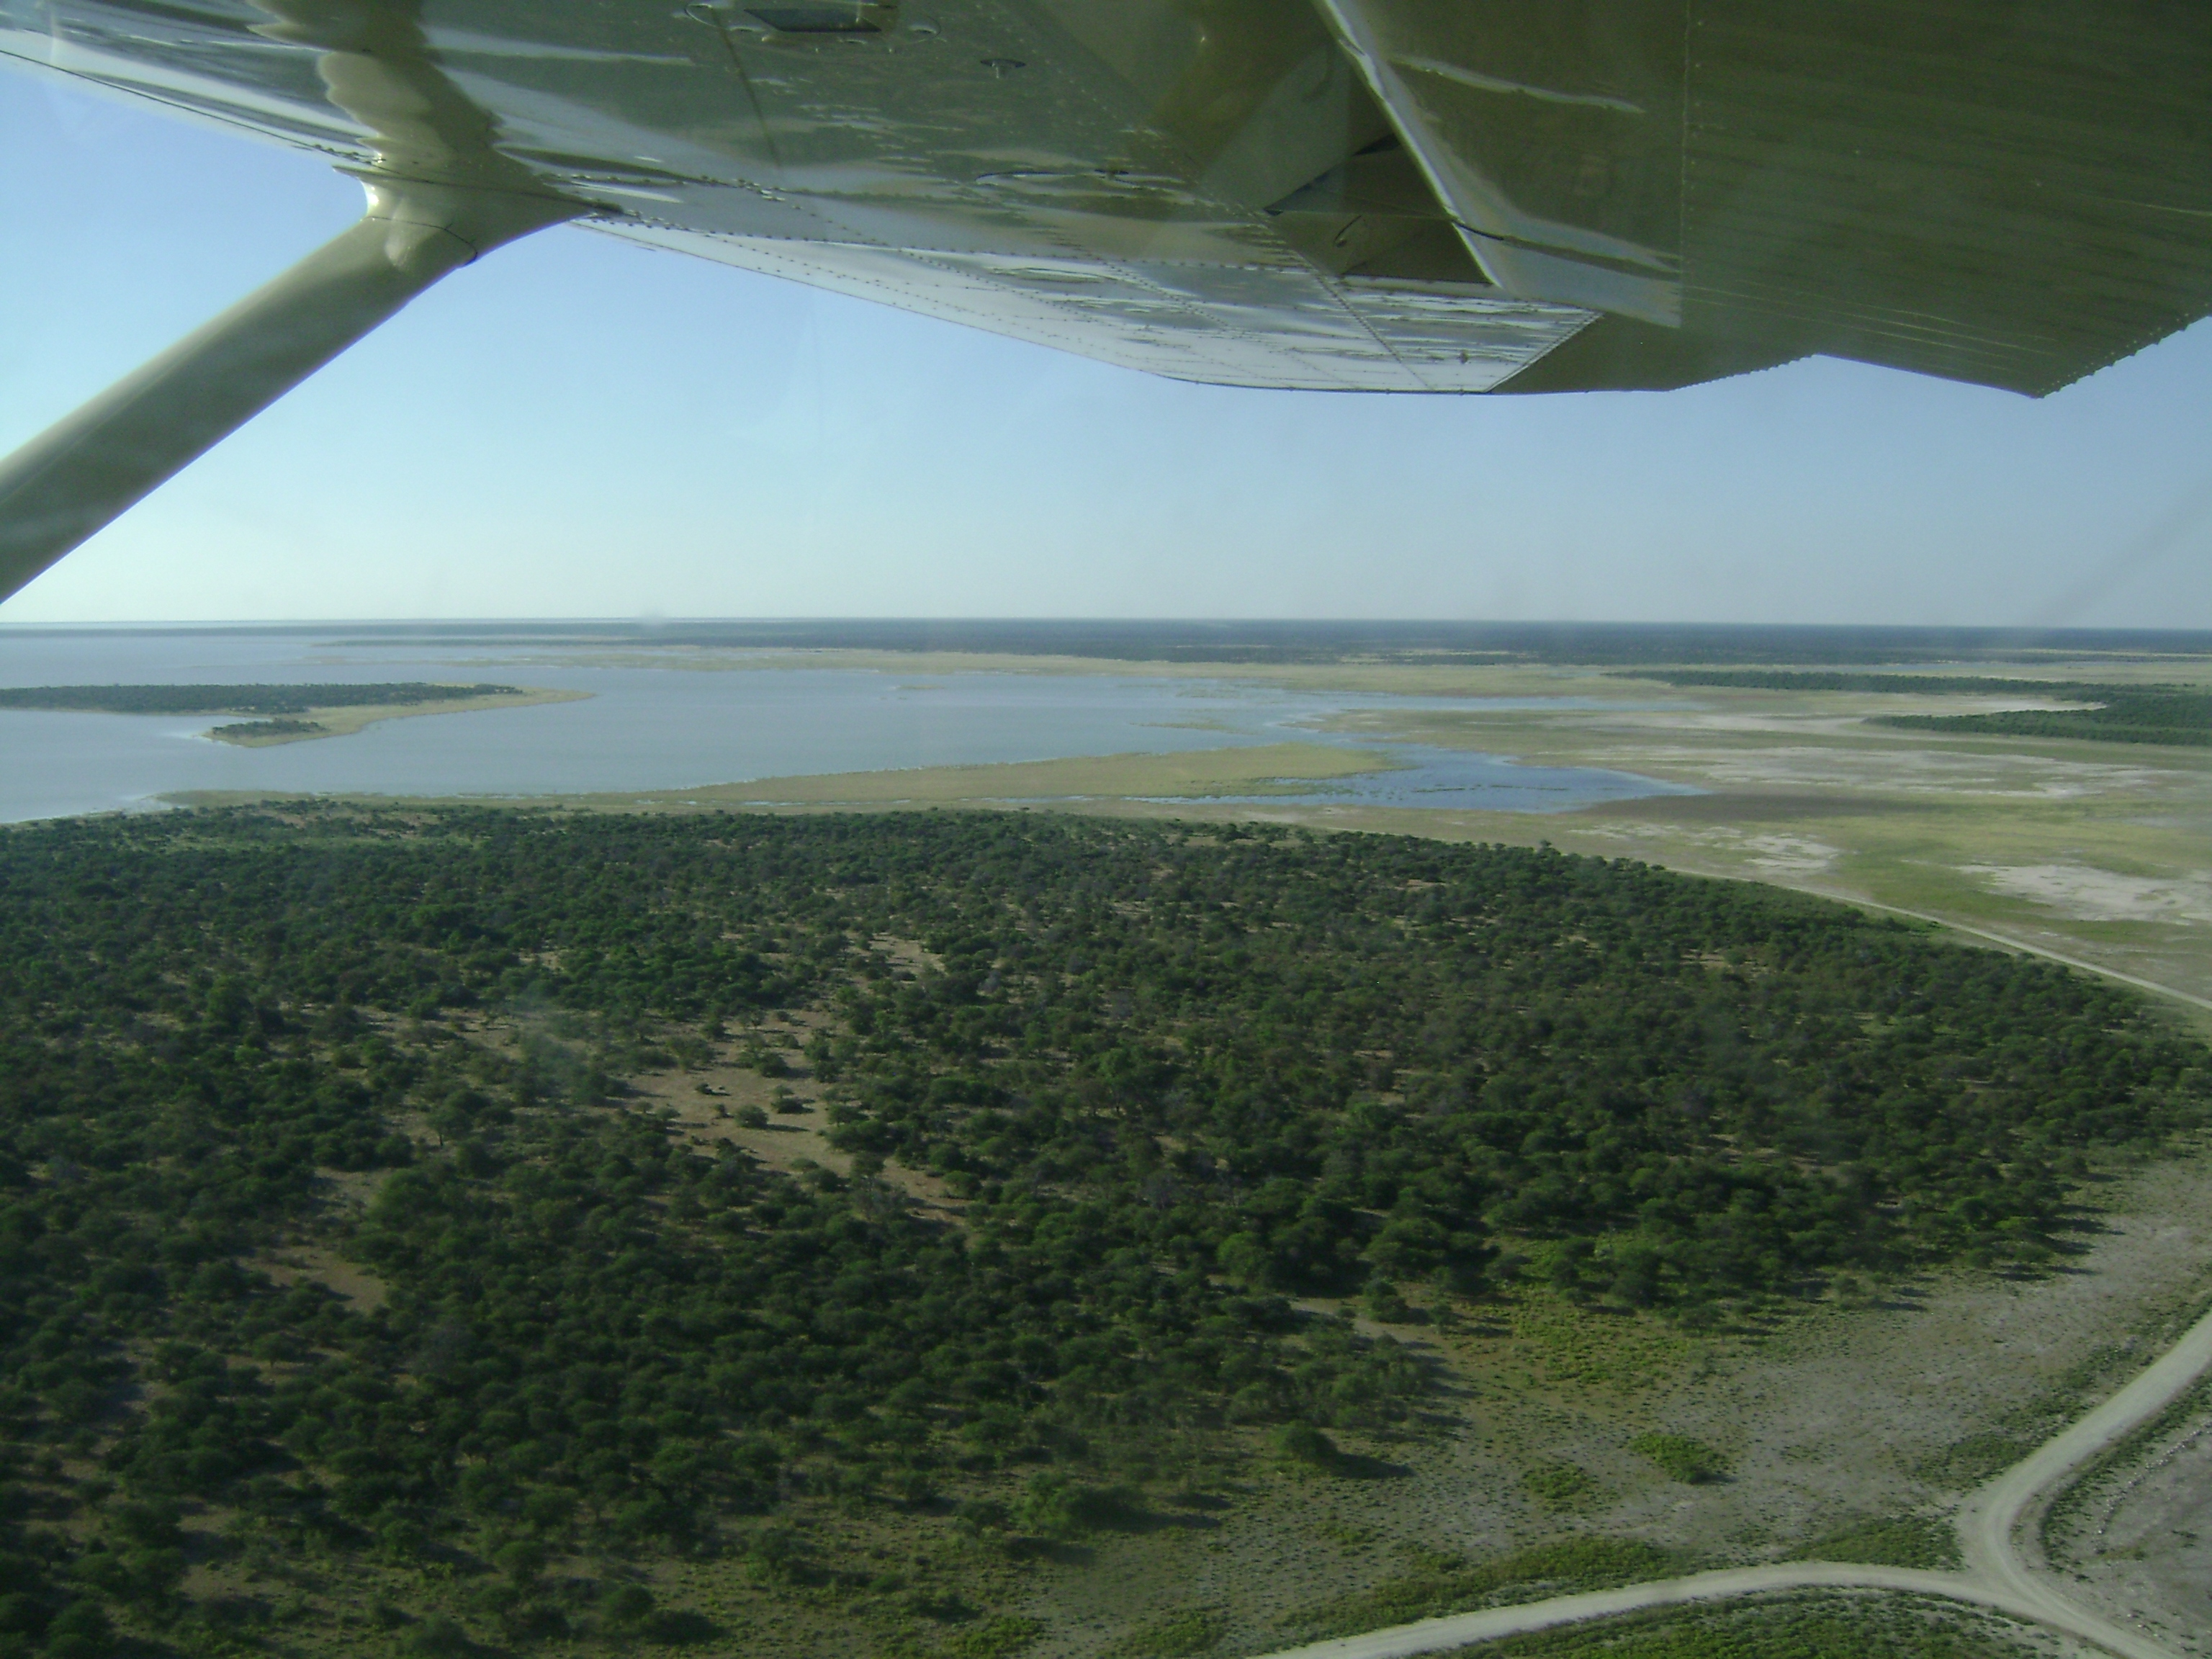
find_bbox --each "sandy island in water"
[205,685,588,745]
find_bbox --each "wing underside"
[3,0,2210,398]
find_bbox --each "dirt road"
[1254,1560,2159,1659]
[1251,960,2212,1659]
[1793,891,2212,1016]
[1958,1297,2212,1657]
[1251,1301,2211,1658]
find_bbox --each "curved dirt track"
[1256,1292,2212,1659]
[1252,955,2212,1659]
[1254,1560,2148,1659]
[1958,1298,2212,1657]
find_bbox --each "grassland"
[1282,666,2212,1026]
[166,742,1390,806]
[588,741,1385,806]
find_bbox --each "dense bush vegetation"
[0,806,2202,1654]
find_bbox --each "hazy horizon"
[5,617,2209,649]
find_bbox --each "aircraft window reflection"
[0,8,2208,1659]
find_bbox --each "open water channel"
[0,626,1693,823]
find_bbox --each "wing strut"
[0,181,575,603]
[0,0,589,603]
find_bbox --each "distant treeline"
[307,619,2212,667]
[1877,695,2211,747]
[0,809,2203,1653]
[210,718,328,740]
[1618,670,2212,747]
[0,682,521,716]
[1616,670,2095,695]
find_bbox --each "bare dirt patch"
[1608,741,2177,802]
[621,1045,966,1225]
[1578,791,1932,823]
[313,1166,386,1215]
[871,934,944,975]
[1964,863,2212,926]
[256,1244,390,1312]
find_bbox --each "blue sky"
[4,61,2211,627]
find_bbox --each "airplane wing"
[2,0,2209,597]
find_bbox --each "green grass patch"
[1449,1591,2044,1656]
[1113,1609,1223,1658]
[1501,1291,1692,1390]
[934,1617,1044,1659]
[1522,1462,1601,1509]
[1290,1538,1677,1640]
[1911,1432,2033,1488]
[1629,1434,1729,1484]
[1791,1514,1960,1570]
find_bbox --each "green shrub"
[1012,1475,1142,1539]
[1362,1280,1424,1324]
[1274,1424,1341,1470]
[1292,1537,1675,1639]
